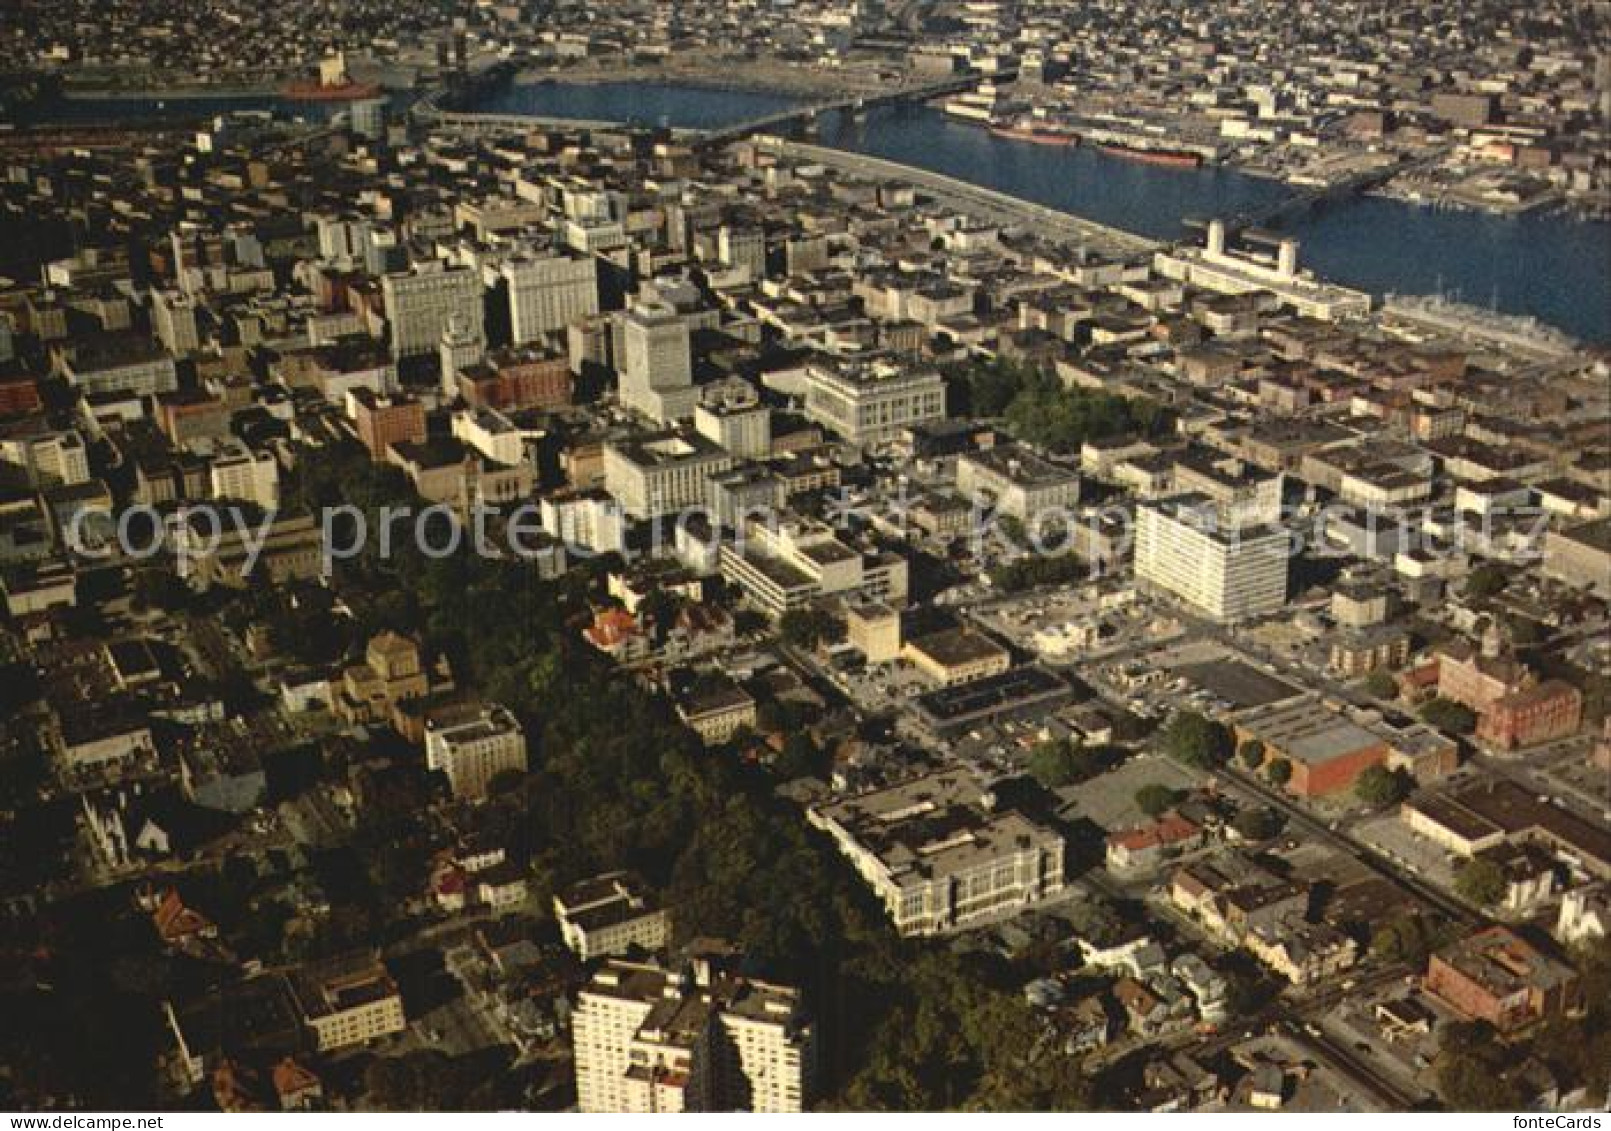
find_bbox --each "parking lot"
[1059,750,1203,833]
[1352,814,1460,889]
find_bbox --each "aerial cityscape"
[0,0,1607,1116]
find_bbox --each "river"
[475,81,1610,344]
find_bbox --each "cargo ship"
[1095,142,1202,169]
[280,79,382,102]
[281,51,380,102]
[989,119,1079,147]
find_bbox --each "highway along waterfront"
[472,80,1610,343]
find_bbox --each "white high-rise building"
[503,254,599,345]
[382,264,484,360]
[423,703,526,801]
[573,950,815,1113]
[693,378,770,459]
[152,289,201,355]
[0,429,90,488]
[618,302,698,424]
[717,226,766,280]
[1134,495,1289,622]
[209,441,280,509]
[438,312,485,395]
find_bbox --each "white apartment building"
[1135,495,1289,621]
[0,428,90,487]
[603,431,734,520]
[719,518,909,618]
[503,254,600,344]
[801,359,946,445]
[381,264,484,360]
[808,768,1066,937]
[573,951,815,1113]
[287,955,407,1052]
[209,441,280,509]
[541,489,627,553]
[554,872,671,961]
[424,703,527,801]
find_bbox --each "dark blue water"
[476,82,1611,343]
[486,80,800,130]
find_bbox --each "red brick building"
[1425,926,1581,1034]
[1235,699,1389,798]
[1476,680,1582,751]
[461,347,571,411]
[1436,641,1529,714]
[0,376,41,417]
[351,389,426,461]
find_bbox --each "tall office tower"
[1134,495,1289,622]
[618,301,698,423]
[438,313,485,396]
[573,949,815,1113]
[717,225,767,280]
[350,97,388,140]
[694,378,771,459]
[316,214,359,263]
[502,254,600,345]
[381,263,484,360]
[151,288,201,355]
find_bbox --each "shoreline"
[59,86,282,101]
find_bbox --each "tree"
[1233,806,1281,841]
[1263,757,1293,787]
[1464,564,1509,601]
[1420,697,1477,735]
[1355,764,1411,808]
[1028,738,1096,789]
[1160,711,1232,770]
[1435,1020,1522,1110]
[779,608,842,650]
[773,733,825,780]
[1362,668,1399,700]
[1134,783,1181,818]
[1237,739,1266,769]
[130,568,192,613]
[733,609,768,638]
[1454,857,1507,907]
[1370,913,1449,966]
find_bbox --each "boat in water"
[281,79,382,102]
[281,51,381,102]
[1095,142,1202,169]
[989,119,1079,147]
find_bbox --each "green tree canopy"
[1027,738,1097,789]
[1233,806,1282,841]
[1134,783,1182,818]
[1355,764,1412,808]
[1420,697,1477,735]
[1454,857,1507,907]
[1160,711,1233,770]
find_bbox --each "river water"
[477,81,1610,344]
